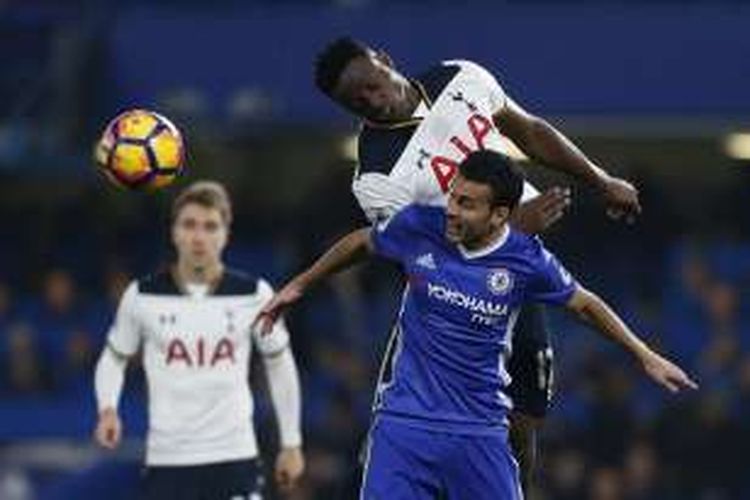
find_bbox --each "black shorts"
[506,303,554,419]
[141,458,264,500]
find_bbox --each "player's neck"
[174,259,224,287]
[460,224,510,257]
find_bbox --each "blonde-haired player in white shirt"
[93,180,304,499]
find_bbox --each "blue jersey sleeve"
[370,205,421,263]
[527,240,578,305]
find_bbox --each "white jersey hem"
[146,446,258,467]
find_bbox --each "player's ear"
[492,205,511,226]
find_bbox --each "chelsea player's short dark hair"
[459,150,524,209]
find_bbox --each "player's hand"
[94,407,122,450]
[510,187,571,234]
[640,352,698,393]
[601,175,641,223]
[275,446,305,493]
[254,281,305,336]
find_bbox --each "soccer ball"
[94,109,185,190]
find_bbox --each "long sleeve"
[263,348,302,449]
[94,346,128,412]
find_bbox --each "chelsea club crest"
[487,268,513,295]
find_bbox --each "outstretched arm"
[494,98,641,221]
[256,228,373,335]
[566,286,698,392]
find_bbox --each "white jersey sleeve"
[263,348,302,448]
[252,279,291,356]
[352,171,414,225]
[106,281,143,356]
[446,60,507,115]
[94,347,128,411]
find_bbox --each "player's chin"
[445,226,462,243]
[188,253,211,267]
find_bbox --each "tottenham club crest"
[487,268,513,295]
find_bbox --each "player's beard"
[447,218,493,249]
[445,217,465,244]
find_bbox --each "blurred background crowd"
[1,0,749,499]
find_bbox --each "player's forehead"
[174,202,224,224]
[452,175,493,202]
[334,53,383,96]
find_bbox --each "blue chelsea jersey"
[370,205,577,435]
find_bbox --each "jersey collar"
[457,225,510,260]
[171,265,224,297]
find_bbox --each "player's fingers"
[251,311,268,332]
[630,198,643,215]
[539,192,567,212]
[543,211,566,229]
[539,187,565,204]
[94,427,105,447]
[540,188,571,214]
[98,426,115,449]
[541,200,570,221]
[97,426,110,447]
[661,376,679,393]
[107,425,118,447]
[623,200,642,221]
[259,314,276,336]
[673,370,699,390]
[606,207,621,219]
[276,468,292,492]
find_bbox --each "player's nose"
[446,199,459,217]
[191,231,208,245]
[362,89,388,113]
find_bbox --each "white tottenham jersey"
[106,269,289,466]
[353,59,539,224]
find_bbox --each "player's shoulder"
[214,268,261,296]
[357,123,416,176]
[137,269,180,296]
[391,204,444,233]
[503,229,546,258]
[135,268,262,297]
[415,61,463,102]
[440,59,500,87]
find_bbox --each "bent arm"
[494,98,610,190]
